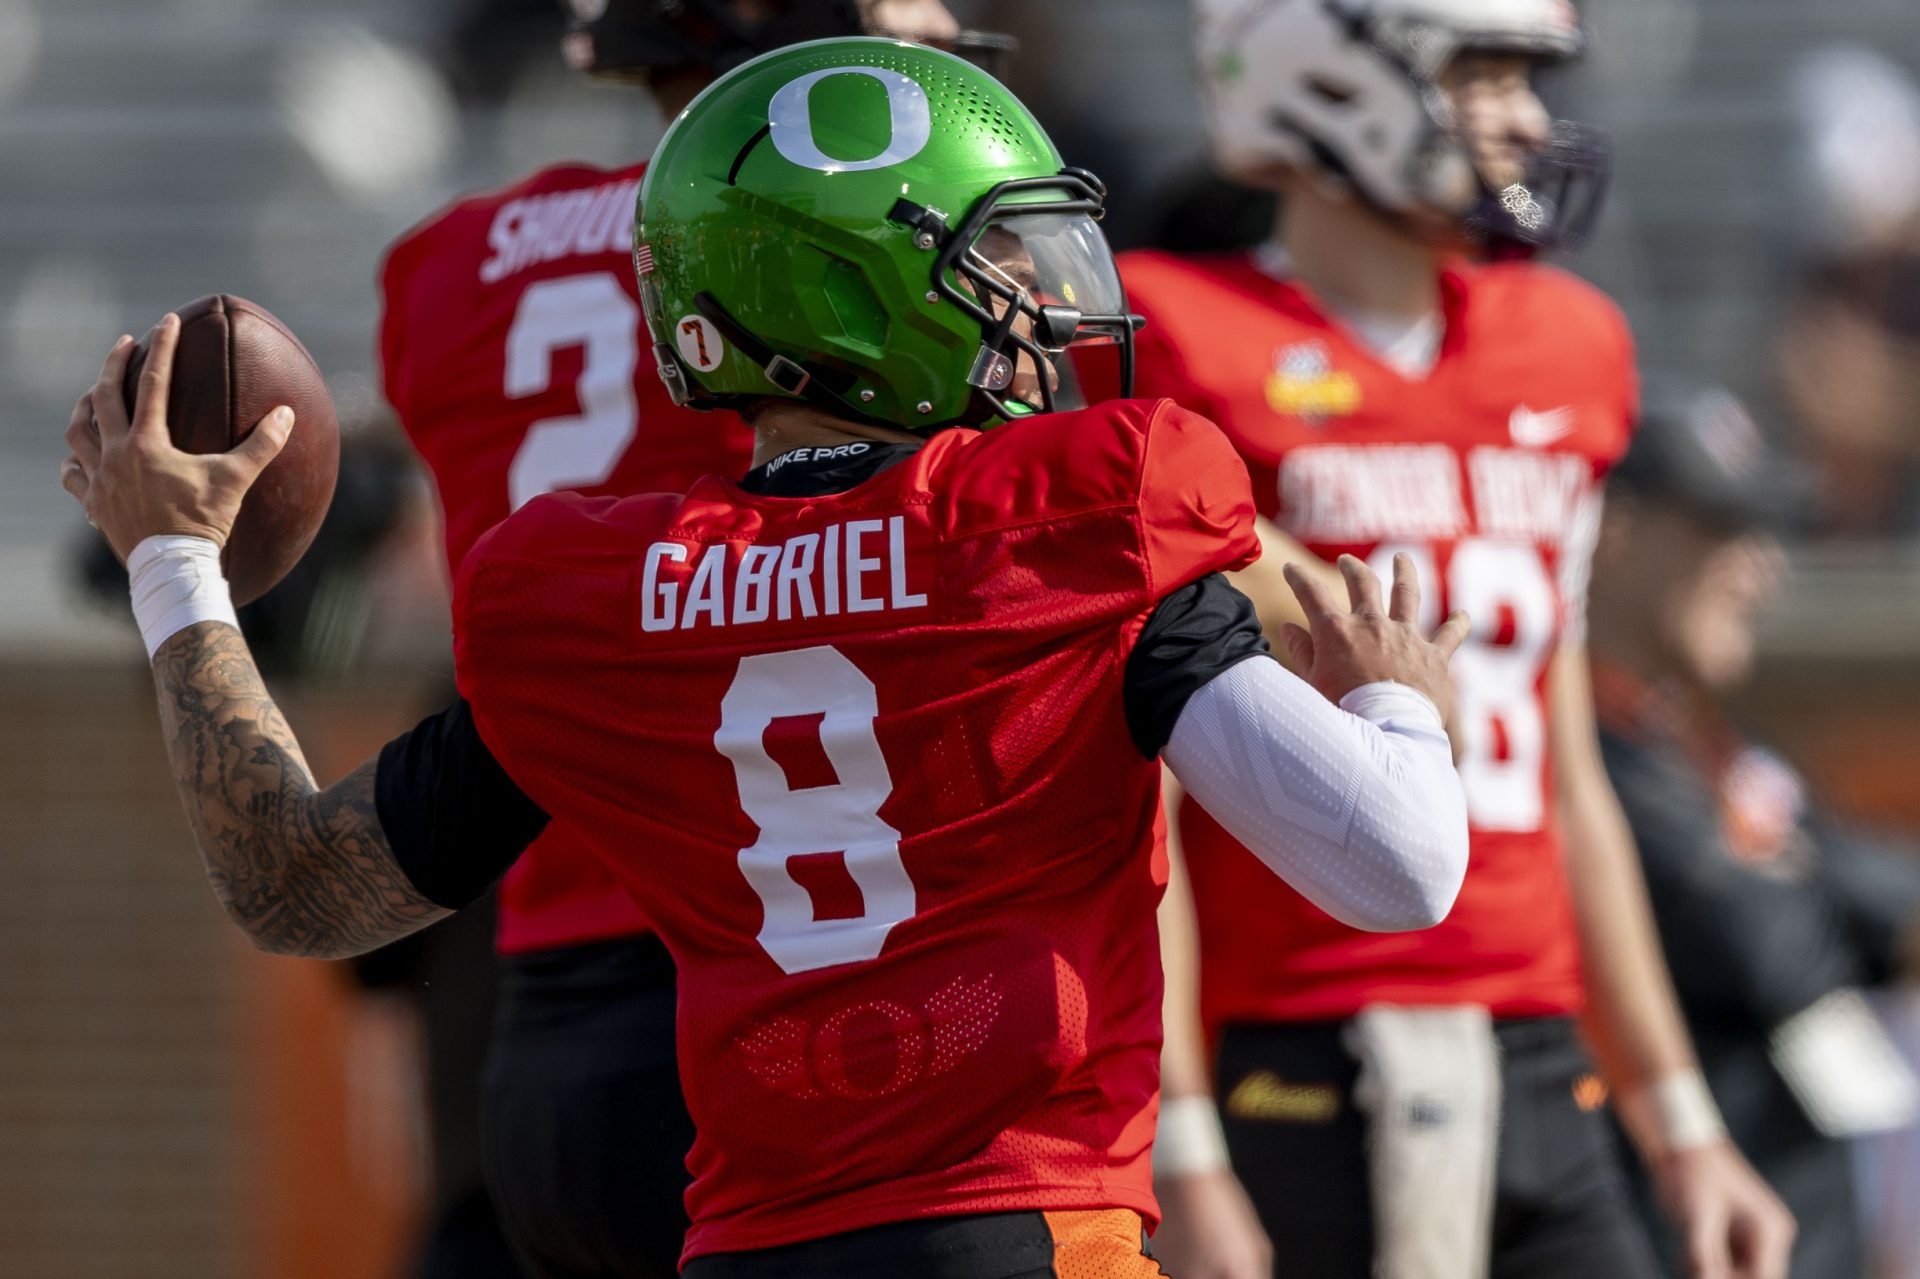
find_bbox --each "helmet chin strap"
[680,292,987,434]
[689,292,864,416]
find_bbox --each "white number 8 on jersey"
[717,646,916,974]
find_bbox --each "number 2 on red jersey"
[503,272,641,511]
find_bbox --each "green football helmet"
[635,36,1135,430]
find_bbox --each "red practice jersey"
[379,160,754,954]
[452,400,1259,1259]
[1122,250,1636,1025]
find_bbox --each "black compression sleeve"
[374,697,550,910]
[1123,572,1271,759]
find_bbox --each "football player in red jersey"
[67,37,1477,1278]
[1122,2,1797,1278]
[379,4,1004,1274]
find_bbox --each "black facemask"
[1465,119,1611,256]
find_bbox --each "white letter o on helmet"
[768,67,933,174]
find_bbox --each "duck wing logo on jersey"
[738,974,1003,1101]
[1266,341,1361,425]
[1509,405,1577,448]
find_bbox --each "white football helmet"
[1197,0,1608,251]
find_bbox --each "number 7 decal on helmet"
[716,645,916,974]
[677,315,724,372]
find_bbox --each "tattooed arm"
[61,320,487,959]
[151,620,449,958]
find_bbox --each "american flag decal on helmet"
[634,241,655,278]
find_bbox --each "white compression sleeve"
[1163,658,1469,932]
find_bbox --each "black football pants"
[680,1209,1168,1278]
[1216,1015,1663,1279]
[482,935,695,1279]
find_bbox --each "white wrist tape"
[1154,1094,1231,1177]
[1619,1069,1728,1155]
[128,535,237,659]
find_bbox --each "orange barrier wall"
[234,688,433,1279]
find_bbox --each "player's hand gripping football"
[59,314,292,562]
[1281,553,1469,726]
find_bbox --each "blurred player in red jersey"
[1118,3,1797,1278]
[69,36,1477,1278]
[378,4,1007,1274]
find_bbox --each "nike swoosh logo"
[1510,405,1577,448]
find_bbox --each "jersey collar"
[738,441,923,498]
[1246,244,1475,379]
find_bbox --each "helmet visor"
[954,210,1129,411]
[965,212,1127,332]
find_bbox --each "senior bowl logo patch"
[1266,341,1361,424]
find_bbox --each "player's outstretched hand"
[1280,553,1468,723]
[1652,1141,1795,1279]
[1150,1168,1274,1279]
[59,313,293,562]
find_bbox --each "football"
[122,294,340,605]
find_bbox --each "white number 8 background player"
[1120,3,1798,1278]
